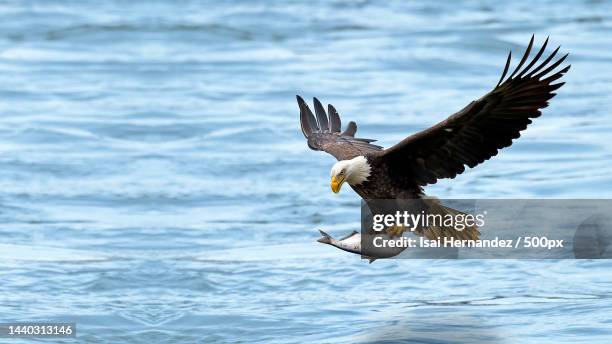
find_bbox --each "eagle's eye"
[339,170,345,175]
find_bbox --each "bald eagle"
[298,36,569,241]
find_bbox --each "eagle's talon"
[385,225,405,238]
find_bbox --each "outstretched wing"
[381,35,570,186]
[297,95,382,161]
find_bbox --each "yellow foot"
[385,225,405,238]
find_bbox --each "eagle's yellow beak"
[331,175,344,193]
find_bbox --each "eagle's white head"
[330,156,371,193]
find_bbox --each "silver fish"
[317,229,406,263]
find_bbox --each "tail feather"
[423,203,481,240]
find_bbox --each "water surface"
[0,1,611,343]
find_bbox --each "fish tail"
[317,229,333,244]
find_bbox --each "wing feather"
[313,97,329,132]
[328,104,341,133]
[298,95,317,138]
[342,121,357,137]
[380,36,570,186]
[297,96,382,161]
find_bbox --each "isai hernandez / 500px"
[372,236,563,250]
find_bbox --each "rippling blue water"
[1,1,612,343]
